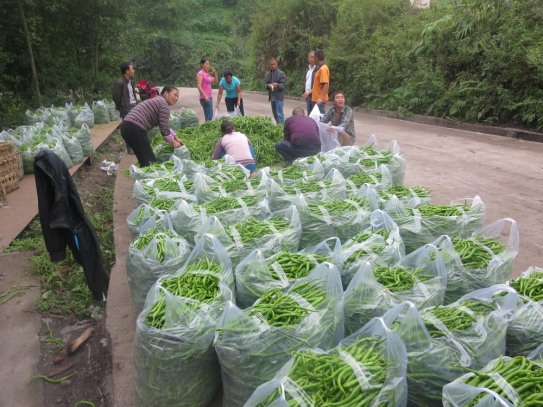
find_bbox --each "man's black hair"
[120,62,132,75]
[314,50,325,61]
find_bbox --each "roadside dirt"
[33,131,125,406]
[37,317,111,407]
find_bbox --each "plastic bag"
[178,107,199,128]
[148,126,161,143]
[351,135,406,185]
[26,108,51,125]
[21,135,73,173]
[215,262,344,407]
[127,225,191,315]
[266,168,347,212]
[384,195,486,253]
[382,287,518,407]
[75,108,95,128]
[61,132,84,165]
[317,121,343,153]
[214,106,241,121]
[132,176,198,206]
[506,266,543,356]
[129,156,184,181]
[234,237,344,308]
[134,234,234,407]
[92,100,110,124]
[259,158,325,186]
[433,219,519,304]
[346,164,395,193]
[126,207,177,239]
[194,205,302,267]
[106,100,121,121]
[173,146,191,160]
[171,196,271,245]
[292,192,373,248]
[308,103,322,122]
[71,124,94,156]
[244,317,408,407]
[442,341,543,407]
[344,242,448,335]
[341,210,405,288]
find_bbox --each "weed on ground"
[3,131,125,317]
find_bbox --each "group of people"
[111,50,355,172]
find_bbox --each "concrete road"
[172,87,543,276]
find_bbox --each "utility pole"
[18,0,42,106]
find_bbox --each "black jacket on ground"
[34,150,108,300]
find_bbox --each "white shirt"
[305,65,315,93]
[127,79,137,105]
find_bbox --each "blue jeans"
[200,97,213,122]
[275,140,321,164]
[271,101,284,124]
[219,145,257,174]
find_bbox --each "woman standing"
[120,86,184,167]
[215,69,244,116]
[319,90,355,146]
[196,58,218,122]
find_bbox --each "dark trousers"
[305,96,312,116]
[121,105,136,150]
[225,97,244,116]
[120,121,157,167]
[275,140,321,163]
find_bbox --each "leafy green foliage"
[3,0,543,130]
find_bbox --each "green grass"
[2,132,121,316]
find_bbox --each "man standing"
[113,62,137,154]
[311,50,330,114]
[275,107,321,167]
[265,58,286,124]
[301,51,316,115]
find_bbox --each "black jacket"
[34,150,108,300]
[112,75,137,114]
[302,65,316,95]
[265,68,286,102]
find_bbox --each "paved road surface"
[172,87,543,277]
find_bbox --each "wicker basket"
[13,148,24,180]
[0,142,19,194]
[0,141,13,156]
[0,183,6,206]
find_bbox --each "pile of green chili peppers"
[267,251,330,281]
[255,337,390,407]
[459,355,543,407]
[226,218,291,244]
[144,257,222,329]
[246,280,326,327]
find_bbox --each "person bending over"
[216,69,244,116]
[275,107,321,167]
[120,86,184,167]
[320,90,355,146]
[212,120,257,174]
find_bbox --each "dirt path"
[1,131,126,407]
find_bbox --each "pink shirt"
[197,70,213,99]
[212,132,255,165]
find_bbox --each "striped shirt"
[124,96,171,139]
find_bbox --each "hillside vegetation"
[2,0,543,130]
